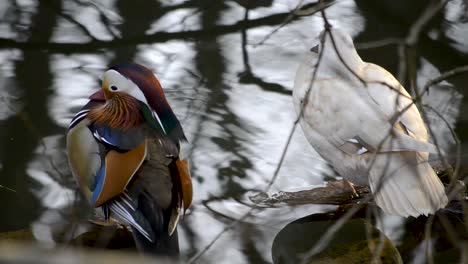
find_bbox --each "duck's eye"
[310,45,319,53]
[110,85,118,91]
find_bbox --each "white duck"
[292,28,448,217]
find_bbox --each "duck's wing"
[332,63,438,156]
[121,130,191,255]
[362,63,430,141]
[353,64,447,216]
[67,101,147,208]
[297,80,437,157]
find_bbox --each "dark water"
[0,0,467,263]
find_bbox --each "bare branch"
[57,12,98,41]
[424,215,435,264]
[406,0,449,46]
[253,0,333,47]
[423,65,468,91]
[320,9,367,87]
[355,38,404,50]
[0,184,16,193]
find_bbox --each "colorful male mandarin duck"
[293,28,448,217]
[67,63,192,256]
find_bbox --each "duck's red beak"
[89,90,105,101]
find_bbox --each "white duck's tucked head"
[313,28,364,77]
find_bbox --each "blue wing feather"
[91,163,106,205]
[89,123,145,151]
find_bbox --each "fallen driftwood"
[249,180,370,207]
[250,179,465,208]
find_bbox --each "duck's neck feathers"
[318,41,364,81]
[88,93,143,131]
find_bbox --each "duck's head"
[310,27,363,73]
[89,63,185,141]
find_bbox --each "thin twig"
[355,38,404,50]
[188,6,330,261]
[402,1,466,256]
[396,44,407,85]
[424,215,435,264]
[299,205,363,263]
[0,184,16,193]
[369,206,386,264]
[406,0,449,46]
[253,0,332,47]
[320,12,414,102]
[425,103,468,235]
[299,9,393,263]
[423,65,468,91]
[320,10,367,87]
[187,209,254,263]
[42,0,99,41]
[57,12,98,41]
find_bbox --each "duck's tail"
[369,152,448,217]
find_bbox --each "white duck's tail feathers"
[369,152,448,217]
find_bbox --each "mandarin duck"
[292,28,448,217]
[67,63,192,255]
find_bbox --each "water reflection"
[0,0,467,263]
[272,209,403,264]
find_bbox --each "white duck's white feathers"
[293,28,448,217]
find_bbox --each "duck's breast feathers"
[88,92,144,131]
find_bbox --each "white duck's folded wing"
[337,131,438,156]
[362,63,429,142]
[353,127,439,154]
[357,60,448,217]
